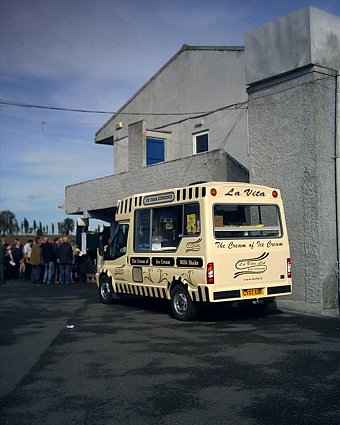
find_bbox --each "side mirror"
[98,236,104,257]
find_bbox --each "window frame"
[146,136,165,166]
[104,223,129,260]
[193,130,209,154]
[134,202,201,253]
[213,203,283,240]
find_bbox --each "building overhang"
[65,149,249,222]
[95,136,114,146]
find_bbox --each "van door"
[103,223,130,285]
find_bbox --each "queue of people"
[0,236,87,284]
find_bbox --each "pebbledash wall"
[245,7,340,315]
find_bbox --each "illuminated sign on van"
[143,192,175,206]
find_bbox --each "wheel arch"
[169,277,195,301]
[99,269,114,285]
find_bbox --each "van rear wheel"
[170,284,197,321]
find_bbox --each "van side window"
[152,205,182,251]
[134,209,151,251]
[184,203,200,236]
[214,204,282,239]
[104,223,129,260]
[134,205,183,252]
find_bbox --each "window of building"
[146,137,165,165]
[193,131,208,154]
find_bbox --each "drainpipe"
[336,71,340,304]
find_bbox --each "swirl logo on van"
[185,238,202,253]
[234,252,269,278]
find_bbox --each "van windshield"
[214,204,282,239]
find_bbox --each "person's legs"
[31,265,39,283]
[24,263,32,280]
[47,261,54,284]
[0,261,4,281]
[65,264,72,284]
[54,261,59,283]
[59,264,66,284]
[43,263,49,283]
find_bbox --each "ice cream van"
[97,182,292,320]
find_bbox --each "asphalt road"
[0,279,339,425]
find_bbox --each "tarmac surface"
[0,279,339,425]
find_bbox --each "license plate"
[242,288,265,297]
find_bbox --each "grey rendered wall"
[248,68,338,315]
[97,47,248,173]
[246,6,340,315]
[245,6,340,85]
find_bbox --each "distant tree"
[42,226,46,234]
[58,222,62,234]
[37,227,43,236]
[63,218,75,235]
[39,222,42,232]
[33,220,37,234]
[51,223,55,235]
[46,225,49,234]
[23,217,29,234]
[0,210,19,235]
[21,222,24,234]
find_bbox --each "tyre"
[99,275,114,305]
[170,284,197,321]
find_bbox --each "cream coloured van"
[97,182,292,320]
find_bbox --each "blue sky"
[1,0,339,232]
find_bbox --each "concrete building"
[65,7,340,315]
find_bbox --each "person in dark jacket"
[12,239,23,279]
[5,244,15,280]
[53,238,60,283]
[42,237,56,284]
[57,237,73,284]
[0,239,6,282]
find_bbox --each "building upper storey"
[94,45,248,174]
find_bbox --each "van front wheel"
[99,276,114,304]
[170,284,197,321]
